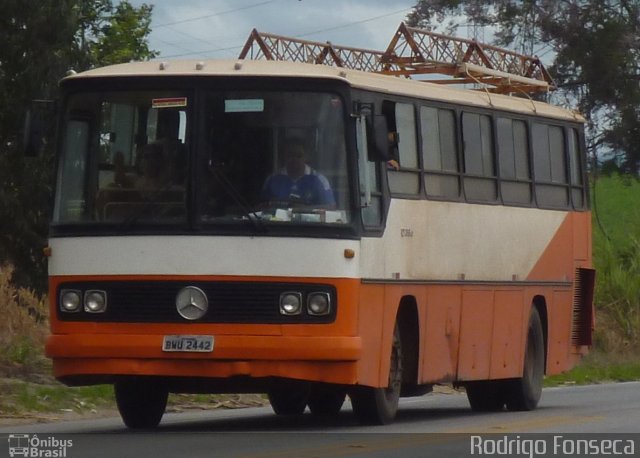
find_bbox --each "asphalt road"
[2,382,639,458]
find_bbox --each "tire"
[505,307,545,411]
[465,381,505,412]
[114,379,168,429]
[268,380,309,415]
[307,385,347,416]
[350,323,402,425]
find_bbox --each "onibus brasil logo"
[7,434,73,457]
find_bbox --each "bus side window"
[421,106,460,199]
[568,127,585,209]
[356,114,382,227]
[386,102,420,195]
[56,119,90,222]
[532,123,569,208]
[462,112,497,202]
[497,117,532,205]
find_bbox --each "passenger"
[136,142,170,189]
[262,139,335,207]
[111,151,134,188]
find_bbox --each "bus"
[43,32,594,429]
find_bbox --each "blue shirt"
[262,165,335,206]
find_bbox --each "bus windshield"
[53,88,351,228]
[201,91,349,225]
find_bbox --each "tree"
[91,2,157,66]
[0,1,78,290]
[0,0,157,291]
[407,0,640,173]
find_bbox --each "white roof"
[64,59,583,123]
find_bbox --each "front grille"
[57,281,336,324]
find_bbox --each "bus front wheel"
[350,323,402,425]
[114,379,168,429]
[267,380,309,415]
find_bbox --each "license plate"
[162,335,214,353]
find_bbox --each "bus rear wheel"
[350,323,402,425]
[465,381,505,412]
[114,379,168,429]
[505,307,545,411]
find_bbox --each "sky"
[128,0,422,60]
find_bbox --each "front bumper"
[46,333,362,385]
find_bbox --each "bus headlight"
[60,290,82,312]
[307,292,331,316]
[279,292,302,315]
[84,290,107,313]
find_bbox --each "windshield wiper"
[208,161,267,233]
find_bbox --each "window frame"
[461,110,498,203]
[568,127,587,210]
[420,104,462,201]
[531,121,571,209]
[385,100,422,197]
[496,116,533,206]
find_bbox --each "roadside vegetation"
[591,173,640,351]
[545,351,640,387]
[1,175,639,420]
[0,265,49,383]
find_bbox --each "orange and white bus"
[44,34,594,428]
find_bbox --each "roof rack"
[238,29,401,74]
[239,22,554,95]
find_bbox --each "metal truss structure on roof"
[238,29,399,74]
[239,22,555,95]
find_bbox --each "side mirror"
[23,100,55,157]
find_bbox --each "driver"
[261,138,335,207]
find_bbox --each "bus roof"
[63,59,583,123]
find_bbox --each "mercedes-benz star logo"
[175,286,209,320]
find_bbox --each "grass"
[0,265,50,381]
[592,174,640,351]
[545,351,640,387]
[592,174,640,250]
[0,380,114,416]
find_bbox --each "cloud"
[130,0,415,59]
